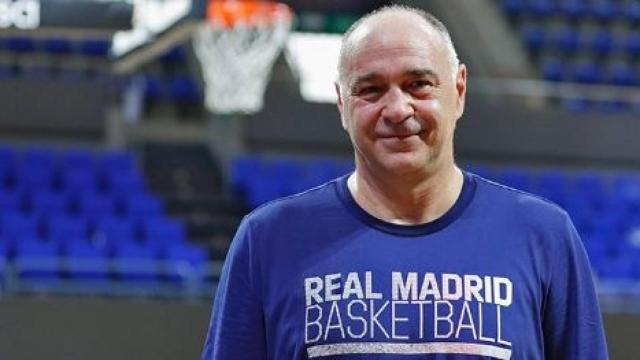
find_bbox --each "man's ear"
[454,63,467,121]
[335,82,348,130]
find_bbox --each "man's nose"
[380,86,414,123]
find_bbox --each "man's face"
[337,16,467,177]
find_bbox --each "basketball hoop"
[193,0,293,115]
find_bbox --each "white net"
[193,8,292,115]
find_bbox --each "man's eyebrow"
[406,69,439,80]
[351,73,380,87]
[350,69,440,87]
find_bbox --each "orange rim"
[207,1,292,28]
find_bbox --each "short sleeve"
[201,217,266,360]
[542,214,608,359]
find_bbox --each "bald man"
[201,5,607,360]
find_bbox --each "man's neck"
[347,164,464,225]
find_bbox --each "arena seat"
[123,193,164,218]
[76,192,117,218]
[143,217,186,245]
[551,26,581,54]
[112,241,159,282]
[42,37,73,55]
[79,39,111,58]
[5,36,36,53]
[61,169,98,192]
[47,214,89,245]
[521,24,546,53]
[13,239,60,282]
[63,241,110,280]
[28,191,68,219]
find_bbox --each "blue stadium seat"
[231,155,263,195]
[102,169,146,194]
[60,148,95,170]
[597,100,629,113]
[122,193,164,218]
[61,169,98,192]
[0,189,23,212]
[5,36,36,53]
[521,24,546,53]
[589,29,614,55]
[76,192,117,217]
[590,0,619,22]
[42,37,73,55]
[14,164,54,190]
[574,173,606,204]
[594,255,633,279]
[23,146,55,168]
[540,57,567,81]
[93,216,138,247]
[558,0,588,20]
[13,239,61,282]
[28,190,69,216]
[0,144,16,169]
[79,39,111,57]
[562,97,591,112]
[572,61,603,84]
[551,26,580,54]
[161,243,207,285]
[1,212,40,245]
[47,214,89,245]
[168,75,201,102]
[536,171,569,205]
[100,150,135,172]
[160,45,188,64]
[608,63,638,86]
[244,176,284,208]
[143,217,186,245]
[112,241,159,282]
[529,0,555,17]
[502,0,526,18]
[497,169,533,191]
[624,31,640,57]
[63,241,110,280]
[141,74,166,101]
[624,0,640,23]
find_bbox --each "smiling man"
[201,5,608,360]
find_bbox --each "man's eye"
[408,80,433,89]
[355,86,381,95]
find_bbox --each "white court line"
[307,342,511,359]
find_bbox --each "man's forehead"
[343,15,447,69]
[346,11,443,52]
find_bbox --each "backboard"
[0,0,134,35]
[110,0,206,74]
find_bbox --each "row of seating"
[138,74,202,103]
[472,166,640,280]
[0,190,161,217]
[0,36,111,57]
[232,155,354,209]
[522,26,640,57]
[0,145,208,293]
[540,57,639,85]
[0,146,143,192]
[231,156,640,282]
[503,0,640,23]
[501,1,640,113]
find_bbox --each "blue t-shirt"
[202,172,608,359]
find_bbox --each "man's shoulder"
[471,173,571,226]
[243,176,344,226]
